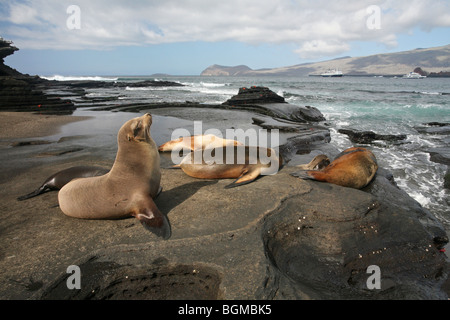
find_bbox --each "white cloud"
[295,40,351,59]
[1,0,449,58]
[7,3,44,25]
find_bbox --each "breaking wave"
[41,75,119,81]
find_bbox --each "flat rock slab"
[1,161,447,300]
[0,164,307,299]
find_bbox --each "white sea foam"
[125,86,153,91]
[199,82,230,87]
[41,75,119,81]
[408,191,431,207]
[417,91,441,95]
[276,89,285,97]
[181,83,237,96]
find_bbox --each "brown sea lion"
[291,147,378,189]
[179,145,282,188]
[17,166,109,201]
[58,113,171,239]
[158,134,242,152]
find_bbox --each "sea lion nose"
[143,113,152,124]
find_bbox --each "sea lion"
[291,147,378,189]
[58,113,171,239]
[296,154,330,171]
[179,145,282,188]
[17,166,109,201]
[158,134,242,152]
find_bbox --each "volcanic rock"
[338,128,407,144]
[223,86,286,105]
[444,168,450,189]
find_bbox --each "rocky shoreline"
[1,84,448,300]
[0,38,449,299]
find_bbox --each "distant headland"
[201,44,450,77]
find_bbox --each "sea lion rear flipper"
[225,167,260,189]
[17,185,49,201]
[132,199,171,240]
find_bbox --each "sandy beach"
[0,112,91,139]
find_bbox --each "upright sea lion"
[158,134,242,152]
[179,145,282,188]
[291,147,378,189]
[296,154,330,171]
[58,113,171,239]
[17,166,109,201]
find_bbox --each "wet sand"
[0,111,105,188]
[0,112,91,139]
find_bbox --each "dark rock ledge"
[223,86,326,123]
[338,128,407,145]
[0,37,184,114]
[0,76,185,114]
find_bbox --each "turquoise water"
[45,75,450,227]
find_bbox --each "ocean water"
[45,75,450,227]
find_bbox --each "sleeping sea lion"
[158,134,242,152]
[179,145,282,188]
[58,113,171,239]
[291,147,378,189]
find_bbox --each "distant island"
[201,44,450,77]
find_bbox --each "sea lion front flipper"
[164,164,182,169]
[290,170,316,181]
[225,167,261,189]
[132,198,171,240]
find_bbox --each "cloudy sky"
[1,0,449,76]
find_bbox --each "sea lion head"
[297,154,330,170]
[119,113,153,144]
[312,154,330,170]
